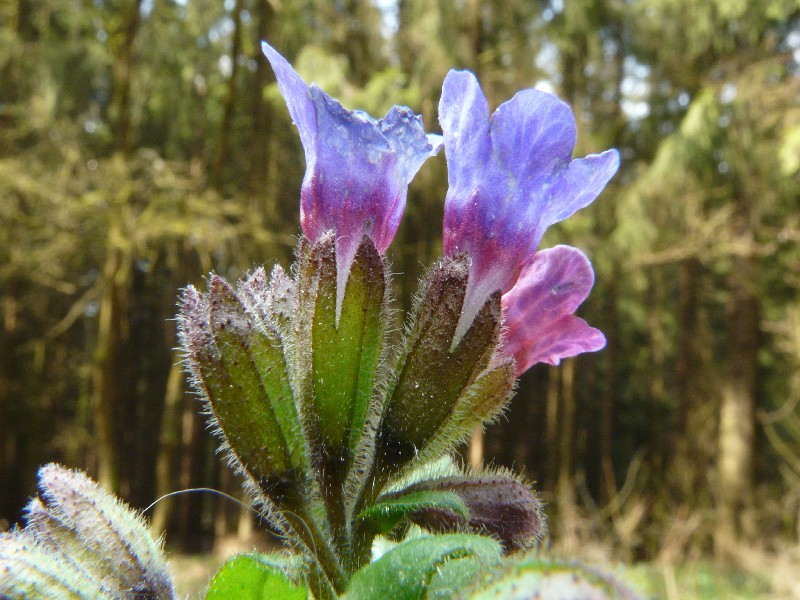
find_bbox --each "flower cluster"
[263,41,618,374]
[439,71,618,372]
[178,44,622,599]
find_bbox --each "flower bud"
[181,275,305,503]
[292,233,390,518]
[0,464,174,599]
[397,472,546,552]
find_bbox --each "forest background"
[1,0,800,595]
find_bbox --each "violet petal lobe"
[439,69,618,343]
[261,41,440,315]
[260,41,317,151]
[501,245,606,375]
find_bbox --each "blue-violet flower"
[439,70,618,371]
[262,42,442,311]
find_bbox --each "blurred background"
[1,0,799,595]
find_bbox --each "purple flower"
[502,246,606,374]
[262,42,441,308]
[439,70,618,369]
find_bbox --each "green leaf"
[464,557,640,600]
[344,534,502,600]
[355,489,468,537]
[206,554,308,600]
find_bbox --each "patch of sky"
[719,83,737,105]
[534,80,556,95]
[219,55,233,78]
[535,41,560,89]
[542,0,564,22]
[375,0,399,37]
[209,16,235,46]
[785,29,800,49]
[621,56,651,121]
[603,39,618,60]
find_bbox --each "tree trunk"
[557,358,578,542]
[545,368,560,492]
[715,255,759,558]
[110,0,144,153]
[645,274,668,472]
[670,259,716,506]
[600,271,620,503]
[93,244,126,492]
[0,284,21,525]
[211,0,244,191]
[151,353,185,534]
[247,0,275,197]
[469,427,484,469]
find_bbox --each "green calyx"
[295,232,388,465]
[376,256,513,475]
[182,276,305,503]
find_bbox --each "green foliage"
[344,534,503,600]
[206,554,308,600]
[355,490,469,538]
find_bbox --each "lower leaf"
[206,554,308,600]
[343,534,502,600]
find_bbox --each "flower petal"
[262,41,440,315]
[490,88,576,189]
[439,70,618,343]
[543,149,620,228]
[501,246,605,374]
[439,70,492,201]
[261,41,317,151]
